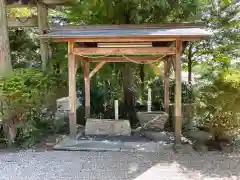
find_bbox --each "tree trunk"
[37,2,49,69]
[0,0,12,76]
[118,10,138,126]
[122,64,137,126]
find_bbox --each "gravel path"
[0,149,240,180]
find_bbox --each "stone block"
[235,135,240,146]
[136,111,168,131]
[85,119,131,136]
[57,97,81,111]
[55,97,80,120]
[57,97,70,111]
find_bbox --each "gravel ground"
[0,149,240,180]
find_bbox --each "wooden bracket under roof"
[6,0,77,7]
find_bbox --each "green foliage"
[195,67,240,138]
[67,0,200,24]
[184,0,239,68]
[151,78,194,106]
[0,68,68,147]
[10,29,40,68]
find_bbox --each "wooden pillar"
[174,40,182,144]
[68,41,77,138]
[0,0,12,76]
[83,61,90,119]
[164,59,170,114]
[37,1,49,69]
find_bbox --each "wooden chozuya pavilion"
[40,24,212,144]
[0,0,212,144]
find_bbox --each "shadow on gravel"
[128,149,240,180]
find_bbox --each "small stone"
[187,120,197,130]
[181,136,191,144]
[234,135,240,146]
[220,142,233,153]
[188,130,212,143]
[192,143,209,153]
[182,118,190,127]
[173,144,194,153]
[218,133,234,143]
[45,142,55,147]
[144,131,173,142]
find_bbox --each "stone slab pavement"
[0,149,240,180]
[54,136,173,153]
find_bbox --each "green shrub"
[0,68,68,147]
[195,68,240,139]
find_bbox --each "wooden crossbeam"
[89,61,106,78]
[42,0,71,5]
[7,16,38,28]
[97,42,152,48]
[73,47,176,56]
[86,56,168,62]
[7,4,35,8]
[7,0,71,6]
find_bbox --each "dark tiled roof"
[41,24,212,39]
[6,0,36,4]
[6,0,73,5]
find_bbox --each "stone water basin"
[136,111,168,131]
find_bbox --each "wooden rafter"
[89,61,106,79]
[85,56,168,62]
[7,16,38,28]
[73,47,176,56]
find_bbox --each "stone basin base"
[85,118,131,136]
[137,111,168,131]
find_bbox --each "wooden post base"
[85,106,90,120]
[69,112,77,138]
[174,115,182,144]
